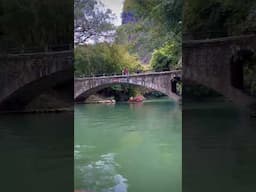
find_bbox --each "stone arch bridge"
[74,71,182,101]
[0,50,73,111]
[183,34,256,106]
[1,34,255,110]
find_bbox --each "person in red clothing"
[124,68,128,75]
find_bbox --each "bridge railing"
[76,72,123,78]
[183,31,256,41]
[0,44,73,55]
[75,70,182,79]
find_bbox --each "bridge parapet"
[0,44,73,55]
[183,34,256,46]
[75,70,182,80]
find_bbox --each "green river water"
[75,99,182,192]
[1,98,256,191]
[183,99,256,192]
[0,112,73,192]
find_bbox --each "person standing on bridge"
[124,68,129,75]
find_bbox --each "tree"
[0,0,73,49]
[116,0,182,66]
[150,40,181,71]
[184,0,256,39]
[74,0,115,45]
[74,43,142,76]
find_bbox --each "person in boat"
[129,95,144,102]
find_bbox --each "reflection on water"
[183,99,256,192]
[0,113,73,192]
[75,99,181,192]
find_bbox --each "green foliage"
[184,0,256,38]
[100,84,142,101]
[177,82,182,96]
[116,20,167,64]
[123,0,160,19]
[123,0,182,32]
[150,40,181,71]
[118,0,182,66]
[74,43,142,76]
[244,56,256,96]
[0,0,73,49]
[74,0,115,44]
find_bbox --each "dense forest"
[0,0,73,51]
[184,0,256,39]
[117,0,182,70]
[75,43,142,77]
[74,0,182,77]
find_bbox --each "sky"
[101,0,124,26]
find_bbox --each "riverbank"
[0,87,74,114]
[77,95,116,104]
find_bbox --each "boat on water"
[128,95,145,103]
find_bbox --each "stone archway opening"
[74,82,170,103]
[98,84,169,102]
[0,69,73,111]
[230,49,255,92]
[182,80,223,101]
[171,76,182,95]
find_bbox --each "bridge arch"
[0,51,73,111]
[75,82,169,102]
[183,35,256,106]
[0,69,72,110]
[183,76,254,106]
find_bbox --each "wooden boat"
[128,95,145,103]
